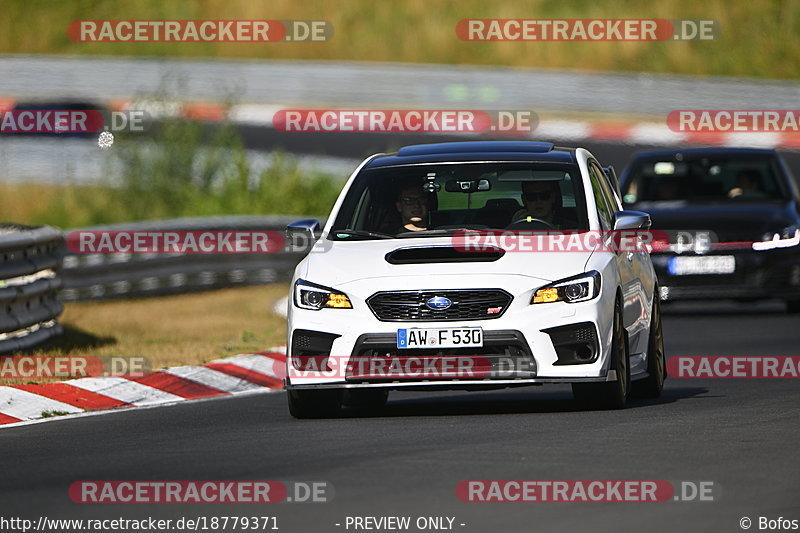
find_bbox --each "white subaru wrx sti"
[285,141,665,418]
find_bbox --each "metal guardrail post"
[59,216,324,301]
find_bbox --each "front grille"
[347,330,535,381]
[366,289,513,321]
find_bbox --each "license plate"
[397,327,483,349]
[668,255,736,275]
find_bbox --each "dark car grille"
[366,289,513,322]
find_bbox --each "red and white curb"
[3,97,800,150]
[0,348,286,428]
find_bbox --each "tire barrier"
[0,224,64,354]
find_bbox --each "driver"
[512,180,561,228]
[728,169,766,199]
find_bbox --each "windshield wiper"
[332,229,394,240]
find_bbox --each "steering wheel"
[506,216,557,230]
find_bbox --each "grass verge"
[1,0,798,79]
[0,284,288,385]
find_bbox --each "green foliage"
[1,0,798,78]
[20,116,343,228]
[107,116,342,222]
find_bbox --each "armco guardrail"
[59,216,323,301]
[0,224,64,354]
[2,56,799,115]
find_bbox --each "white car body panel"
[286,145,657,391]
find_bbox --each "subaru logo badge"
[426,296,452,310]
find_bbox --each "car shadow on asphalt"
[334,386,710,418]
[661,300,788,317]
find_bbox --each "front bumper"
[284,375,617,391]
[286,289,616,389]
[652,248,800,302]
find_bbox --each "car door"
[588,161,647,359]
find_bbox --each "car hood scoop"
[385,245,505,264]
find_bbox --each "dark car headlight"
[753,226,800,251]
[294,279,352,310]
[531,271,601,304]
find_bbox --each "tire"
[633,292,666,398]
[786,300,800,314]
[572,299,629,409]
[343,389,389,411]
[287,389,342,419]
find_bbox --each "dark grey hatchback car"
[619,147,800,312]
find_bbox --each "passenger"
[395,185,430,232]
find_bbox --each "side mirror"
[287,219,320,233]
[613,210,651,230]
[286,219,321,250]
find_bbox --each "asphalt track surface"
[234,125,800,175]
[0,300,798,532]
[1,128,799,531]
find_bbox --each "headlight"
[294,279,352,310]
[753,227,800,251]
[531,271,601,304]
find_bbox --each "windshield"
[622,155,789,205]
[329,162,589,239]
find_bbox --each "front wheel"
[633,292,666,398]
[287,389,342,419]
[572,299,629,409]
[786,300,800,314]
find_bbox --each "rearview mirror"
[444,179,492,193]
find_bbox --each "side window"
[588,165,614,231]
[591,161,622,211]
[352,188,371,230]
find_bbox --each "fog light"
[544,322,599,365]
